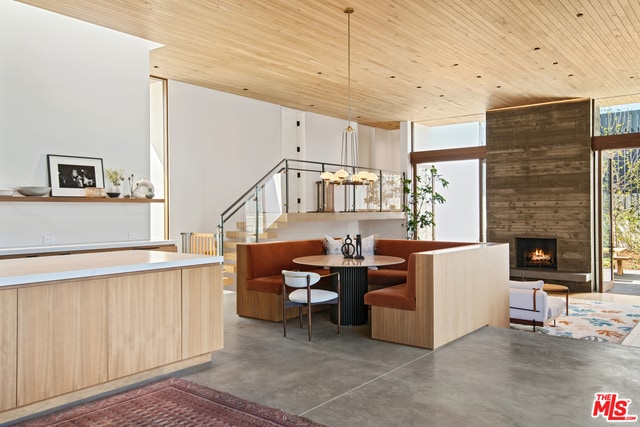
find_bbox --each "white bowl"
[16,186,51,197]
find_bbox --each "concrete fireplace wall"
[486,98,593,291]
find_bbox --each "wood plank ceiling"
[18,0,640,129]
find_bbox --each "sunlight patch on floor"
[571,292,640,304]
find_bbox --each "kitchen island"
[0,250,223,424]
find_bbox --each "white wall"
[305,112,350,166]
[166,81,409,242]
[0,1,155,248]
[274,219,404,241]
[167,80,283,241]
[359,124,403,172]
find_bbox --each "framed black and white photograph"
[47,154,105,197]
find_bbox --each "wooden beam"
[410,146,486,164]
[592,133,640,151]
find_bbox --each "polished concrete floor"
[181,291,640,427]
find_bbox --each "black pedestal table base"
[330,266,368,325]
[292,254,404,328]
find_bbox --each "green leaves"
[611,150,640,251]
[402,165,448,240]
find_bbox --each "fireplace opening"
[516,237,557,269]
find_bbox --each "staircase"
[217,158,405,287]
[221,218,286,287]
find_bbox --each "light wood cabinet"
[17,280,108,406]
[182,265,224,358]
[0,252,222,423]
[107,270,182,379]
[0,289,17,411]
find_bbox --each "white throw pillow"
[324,236,343,255]
[361,234,376,255]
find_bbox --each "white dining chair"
[281,270,340,340]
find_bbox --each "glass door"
[600,152,614,292]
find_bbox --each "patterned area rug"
[14,378,326,426]
[512,298,640,344]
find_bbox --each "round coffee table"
[543,283,569,315]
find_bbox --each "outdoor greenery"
[611,150,640,253]
[601,107,640,269]
[402,165,448,240]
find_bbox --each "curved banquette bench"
[237,238,510,350]
[365,243,510,349]
[236,239,329,322]
[235,237,480,323]
[364,254,418,311]
[367,239,474,288]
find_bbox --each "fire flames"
[527,248,553,264]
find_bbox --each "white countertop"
[0,240,176,257]
[0,250,223,287]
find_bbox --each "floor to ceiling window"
[412,121,485,242]
[593,101,640,292]
[150,76,167,239]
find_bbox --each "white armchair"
[509,280,565,331]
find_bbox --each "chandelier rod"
[345,7,353,128]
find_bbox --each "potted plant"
[402,165,448,240]
[105,168,125,197]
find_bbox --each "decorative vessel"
[16,186,51,197]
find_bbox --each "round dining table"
[292,254,404,325]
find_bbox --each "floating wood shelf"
[0,196,164,203]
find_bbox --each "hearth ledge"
[510,268,591,282]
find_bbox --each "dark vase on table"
[354,234,364,259]
[341,235,355,259]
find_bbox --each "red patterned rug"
[14,377,326,426]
